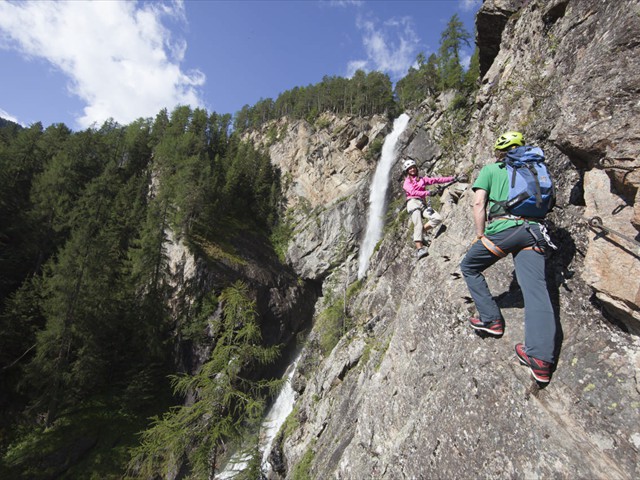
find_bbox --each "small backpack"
[489,146,556,219]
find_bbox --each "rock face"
[475,0,524,76]
[246,114,390,282]
[241,1,640,478]
[164,225,320,377]
[246,114,388,213]
[474,0,640,329]
[583,169,640,333]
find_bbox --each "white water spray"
[216,353,301,479]
[357,113,410,279]
[259,354,300,473]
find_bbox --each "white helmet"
[402,159,417,172]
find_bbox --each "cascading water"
[357,113,410,280]
[259,354,300,474]
[216,352,301,479]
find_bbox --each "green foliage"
[317,296,347,356]
[438,14,472,91]
[394,15,477,108]
[394,53,440,109]
[280,404,301,441]
[232,440,263,480]
[270,213,295,263]
[147,106,282,242]
[373,336,392,372]
[0,116,22,142]
[450,92,469,111]
[315,278,363,356]
[385,196,410,239]
[234,71,394,132]
[0,103,286,478]
[438,97,474,158]
[291,445,315,480]
[346,279,363,299]
[2,401,157,480]
[365,136,384,161]
[180,290,219,341]
[464,47,481,92]
[127,282,281,479]
[190,232,247,266]
[0,122,69,303]
[19,126,160,426]
[360,335,392,373]
[266,124,279,146]
[0,122,174,480]
[314,115,332,130]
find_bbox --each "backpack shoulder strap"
[526,163,543,208]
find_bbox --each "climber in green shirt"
[471,161,529,236]
[460,131,557,384]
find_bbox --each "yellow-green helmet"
[494,131,524,150]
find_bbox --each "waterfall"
[215,352,301,479]
[357,113,410,279]
[259,354,300,474]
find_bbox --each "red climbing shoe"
[515,343,552,383]
[469,317,504,336]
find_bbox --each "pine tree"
[464,47,481,92]
[438,14,471,91]
[128,281,281,479]
[0,123,46,301]
[394,52,440,109]
[20,122,157,425]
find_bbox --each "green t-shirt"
[473,162,537,236]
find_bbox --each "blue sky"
[0,0,481,130]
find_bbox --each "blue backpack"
[489,146,556,219]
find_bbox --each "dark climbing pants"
[459,223,556,363]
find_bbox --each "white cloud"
[0,0,205,129]
[347,15,420,79]
[461,53,472,70]
[460,0,482,12]
[347,60,368,75]
[326,0,364,7]
[0,108,20,124]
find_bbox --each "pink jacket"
[403,174,455,200]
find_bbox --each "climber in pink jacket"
[402,159,456,259]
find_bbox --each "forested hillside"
[0,108,285,478]
[0,14,475,479]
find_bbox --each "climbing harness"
[407,199,433,216]
[478,219,555,257]
[589,216,640,248]
[538,222,558,250]
[480,235,508,258]
[523,219,554,253]
[478,223,526,257]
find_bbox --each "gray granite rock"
[259,1,640,478]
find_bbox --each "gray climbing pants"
[459,222,556,363]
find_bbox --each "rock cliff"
[244,0,639,478]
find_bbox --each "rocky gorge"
[229,0,640,478]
